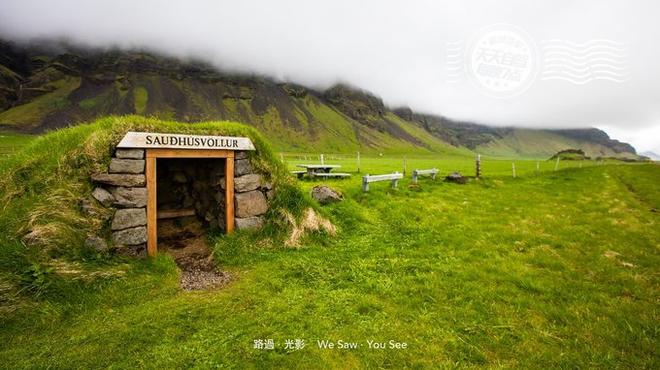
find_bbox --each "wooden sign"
[117,131,255,151]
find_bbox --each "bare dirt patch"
[158,217,230,291]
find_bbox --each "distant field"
[0,132,36,157]
[282,151,626,179]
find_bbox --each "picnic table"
[292,164,350,179]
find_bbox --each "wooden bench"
[412,168,438,183]
[291,170,307,179]
[313,172,351,178]
[362,172,403,192]
[157,208,196,220]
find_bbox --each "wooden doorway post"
[225,155,235,233]
[146,155,157,257]
[145,149,235,257]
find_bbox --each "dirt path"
[158,217,230,290]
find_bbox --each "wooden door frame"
[145,148,235,257]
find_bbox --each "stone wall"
[232,151,274,230]
[89,149,272,256]
[91,148,148,256]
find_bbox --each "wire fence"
[278,151,618,179]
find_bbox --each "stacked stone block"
[88,148,274,256]
[232,151,273,230]
[91,148,147,256]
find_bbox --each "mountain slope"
[475,128,637,159]
[0,39,637,158]
[640,151,660,161]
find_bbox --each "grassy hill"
[474,128,636,159]
[0,116,320,296]
[0,116,657,367]
[0,39,638,158]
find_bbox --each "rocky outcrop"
[445,172,467,184]
[311,185,343,205]
[0,40,638,157]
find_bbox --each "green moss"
[78,93,108,111]
[0,77,81,129]
[133,87,148,114]
[221,97,239,118]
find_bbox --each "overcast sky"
[1,0,658,153]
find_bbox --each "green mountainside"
[0,40,637,158]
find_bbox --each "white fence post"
[392,172,400,188]
[476,154,481,179]
[512,162,516,178]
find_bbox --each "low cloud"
[1,0,658,152]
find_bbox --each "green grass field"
[1,141,657,368]
[281,151,614,178]
[0,132,35,158]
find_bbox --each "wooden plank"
[157,208,196,219]
[146,148,232,159]
[364,173,403,183]
[118,131,256,150]
[296,164,341,169]
[146,155,157,257]
[362,172,403,191]
[413,168,438,183]
[414,168,438,175]
[225,153,235,233]
[313,172,351,177]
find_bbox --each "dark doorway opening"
[155,158,229,290]
[156,158,227,235]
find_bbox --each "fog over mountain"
[0,0,658,152]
